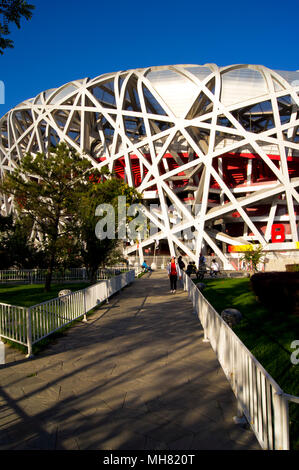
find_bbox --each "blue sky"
[0,0,298,117]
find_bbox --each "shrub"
[286,264,299,272]
[250,271,299,315]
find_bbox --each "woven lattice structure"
[1,64,299,267]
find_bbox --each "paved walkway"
[0,271,260,450]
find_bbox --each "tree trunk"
[44,214,60,291]
[44,250,56,291]
[88,265,98,285]
[44,235,59,291]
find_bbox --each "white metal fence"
[0,266,131,284]
[182,272,299,450]
[0,303,28,347]
[0,268,86,283]
[0,270,135,358]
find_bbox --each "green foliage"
[0,1,35,54]
[0,142,141,287]
[0,143,100,289]
[250,271,299,314]
[75,174,141,283]
[241,244,266,272]
[286,264,299,272]
[0,213,43,268]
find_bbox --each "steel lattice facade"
[1,63,299,268]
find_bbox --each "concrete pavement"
[0,270,260,450]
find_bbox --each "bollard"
[0,340,5,365]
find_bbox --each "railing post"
[233,402,247,425]
[273,392,290,450]
[0,339,5,365]
[26,307,33,359]
[105,279,110,304]
[281,394,290,450]
[82,290,87,322]
[183,273,187,291]
[202,302,210,343]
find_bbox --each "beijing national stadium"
[0,63,299,271]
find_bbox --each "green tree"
[242,244,266,273]
[0,143,95,290]
[54,234,82,274]
[75,175,141,283]
[0,213,42,268]
[0,142,141,288]
[0,1,35,54]
[13,219,44,268]
[0,213,15,267]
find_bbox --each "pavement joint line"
[83,297,121,326]
[84,283,149,325]
[134,295,149,317]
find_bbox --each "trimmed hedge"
[286,264,299,272]
[250,271,299,315]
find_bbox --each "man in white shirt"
[210,260,219,277]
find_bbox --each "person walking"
[167,256,181,293]
[210,259,219,277]
[177,255,185,288]
[178,255,185,271]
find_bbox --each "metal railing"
[0,268,87,283]
[0,270,135,358]
[0,303,28,347]
[0,266,133,284]
[182,272,299,450]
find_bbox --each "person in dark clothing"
[178,256,185,271]
[186,261,196,277]
[196,254,207,280]
[199,254,206,267]
[196,264,206,280]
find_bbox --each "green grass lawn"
[194,276,299,449]
[0,282,91,307]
